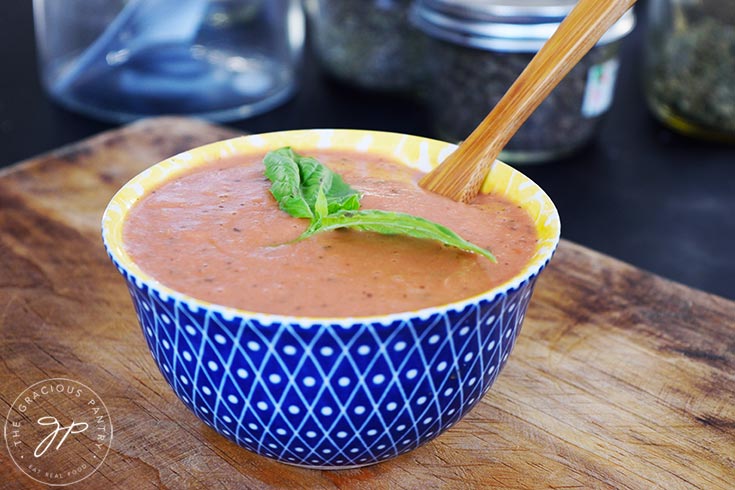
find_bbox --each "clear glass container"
[33,0,305,123]
[304,0,424,92]
[644,0,735,141]
[411,0,635,164]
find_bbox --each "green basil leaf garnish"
[263,148,496,262]
[263,148,314,219]
[302,209,496,262]
[264,147,360,219]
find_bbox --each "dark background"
[1,2,733,299]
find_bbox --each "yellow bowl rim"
[101,129,561,326]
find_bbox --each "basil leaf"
[301,210,497,262]
[264,147,496,262]
[264,147,360,219]
[314,182,329,221]
[263,148,314,219]
[295,153,361,214]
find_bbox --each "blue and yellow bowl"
[102,130,560,468]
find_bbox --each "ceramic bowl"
[102,129,560,468]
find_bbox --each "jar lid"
[411,0,636,52]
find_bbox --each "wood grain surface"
[1,117,733,489]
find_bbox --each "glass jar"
[411,0,635,164]
[643,0,735,141]
[33,0,305,123]
[304,0,424,92]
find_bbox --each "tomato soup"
[123,150,538,316]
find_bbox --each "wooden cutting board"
[1,117,733,489]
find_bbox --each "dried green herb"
[424,39,621,162]
[647,10,735,133]
[306,0,425,92]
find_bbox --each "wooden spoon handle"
[419,0,637,203]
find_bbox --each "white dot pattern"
[124,269,536,468]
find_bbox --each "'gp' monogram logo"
[34,417,89,457]
[4,378,112,486]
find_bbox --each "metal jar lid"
[410,0,636,52]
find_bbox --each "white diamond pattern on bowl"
[123,263,538,467]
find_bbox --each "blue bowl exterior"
[116,254,543,468]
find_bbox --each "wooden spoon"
[419,0,637,203]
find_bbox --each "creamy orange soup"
[123,150,538,316]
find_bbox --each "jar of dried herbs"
[304,0,425,92]
[644,0,735,141]
[411,0,635,164]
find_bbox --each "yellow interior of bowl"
[102,129,560,319]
